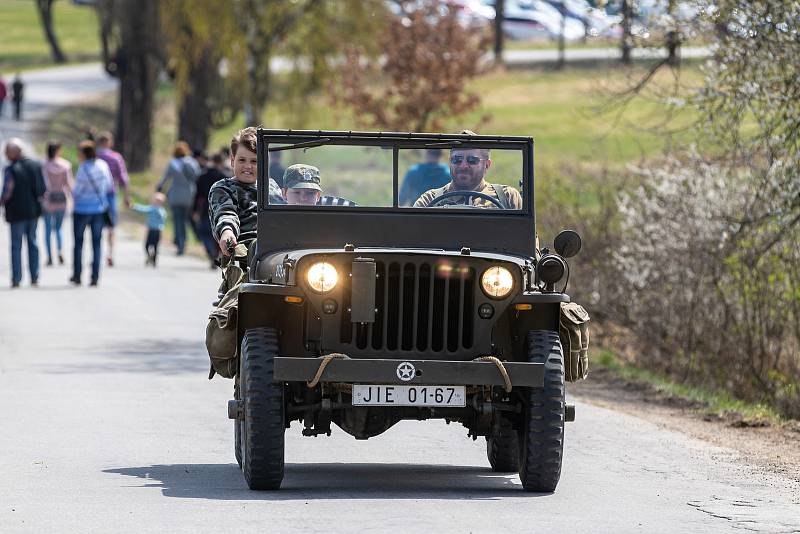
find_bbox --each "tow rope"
[307,353,349,388]
[473,356,512,393]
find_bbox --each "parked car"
[516,0,588,40]
[543,0,622,37]
[481,0,586,41]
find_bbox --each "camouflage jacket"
[413,181,523,209]
[208,177,258,243]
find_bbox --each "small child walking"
[132,192,167,266]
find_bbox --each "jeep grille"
[340,261,475,353]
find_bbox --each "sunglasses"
[450,155,485,166]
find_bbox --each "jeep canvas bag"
[559,302,590,382]
[206,244,249,378]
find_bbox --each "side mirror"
[554,230,582,258]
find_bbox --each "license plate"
[352,385,466,407]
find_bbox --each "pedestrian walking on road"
[1,138,46,288]
[157,141,200,256]
[193,152,226,267]
[42,141,73,266]
[11,74,24,121]
[70,140,113,287]
[96,131,131,267]
[132,192,167,267]
[0,74,7,118]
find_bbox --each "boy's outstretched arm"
[209,181,239,256]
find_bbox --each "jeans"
[43,210,66,261]
[171,205,190,255]
[9,218,39,284]
[73,212,105,283]
[145,229,161,263]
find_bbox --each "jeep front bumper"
[274,357,544,387]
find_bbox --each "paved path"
[0,63,116,164]
[0,62,798,534]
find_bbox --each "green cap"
[283,164,322,191]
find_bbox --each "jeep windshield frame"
[256,129,536,257]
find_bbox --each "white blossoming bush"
[616,153,800,416]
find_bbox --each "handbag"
[47,191,67,204]
[86,168,115,227]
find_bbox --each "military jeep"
[229,129,583,492]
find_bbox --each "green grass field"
[0,0,100,72]
[202,66,701,171]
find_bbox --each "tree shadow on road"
[43,338,209,375]
[104,462,548,500]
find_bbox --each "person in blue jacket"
[398,148,451,207]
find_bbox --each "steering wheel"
[426,190,504,209]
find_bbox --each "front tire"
[518,330,565,492]
[234,377,242,468]
[241,327,285,490]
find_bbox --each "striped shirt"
[208,177,258,243]
[318,195,357,207]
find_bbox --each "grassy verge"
[0,0,100,72]
[593,347,783,423]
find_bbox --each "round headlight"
[306,262,338,292]
[537,255,566,285]
[481,266,514,299]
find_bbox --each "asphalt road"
[0,63,798,534]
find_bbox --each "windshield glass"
[265,141,526,212]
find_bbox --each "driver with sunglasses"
[413,132,522,210]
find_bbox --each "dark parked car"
[227,129,584,492]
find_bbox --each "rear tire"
[235,420,243,468]
[241,327,285,490]
[487,416,520,472]
[518,330,565,492]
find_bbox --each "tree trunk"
[666,0,680,67]
[557,2,566,70]
[244,49,270,126]
[620,0,633,66]
[178,48,216,152]
[493,0,505,67]
[36,0,67,64]
[110,0,161,171]
[666,30,680,66]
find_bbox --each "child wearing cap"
[281,164,323,205]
